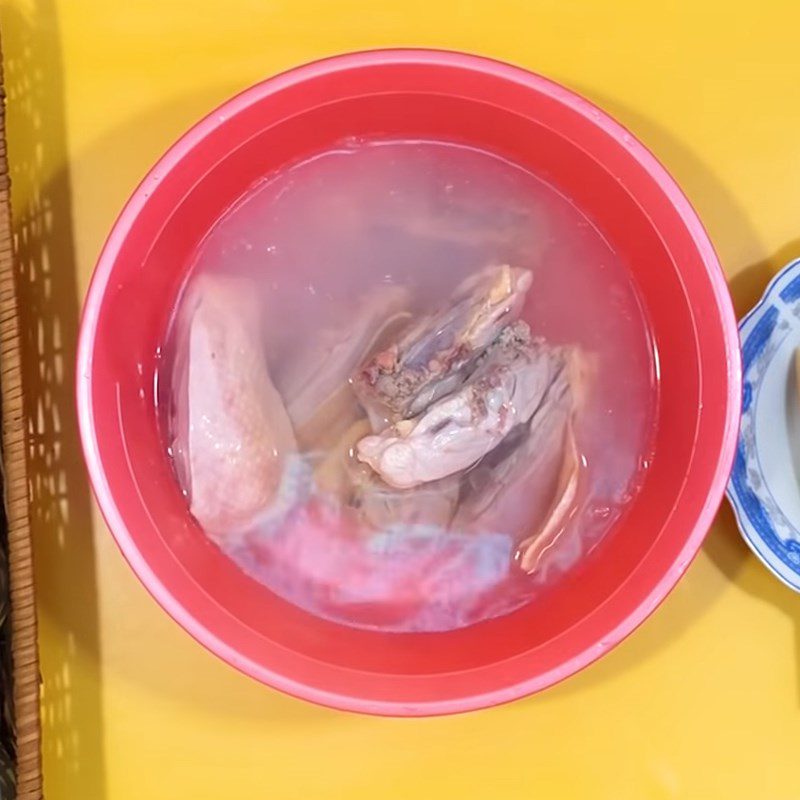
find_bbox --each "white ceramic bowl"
[727,258,800,589]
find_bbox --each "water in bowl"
[159,137,657,632]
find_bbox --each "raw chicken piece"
[349,465,461,530]
[232,500,518,632]
[313,419,460,529]
[455,348,587,575]
[355,322,565,488]
[517,350,590,573]
[372,191,544,256]
[277,286,410,450]
[517,420,580,573]
[171,275,296,537]
[313,419,372,499]
[352,265,532,427]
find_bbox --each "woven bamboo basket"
[0,37,44,800]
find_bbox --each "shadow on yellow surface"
[728,239,800,319]
[2,0,106,793]
[22,58,338,723]
[584,88,800,315]
[576,86,764,271]
[710,505,800,705]
[12,59,336,731]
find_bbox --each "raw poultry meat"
[170,260,591,631]
[279,285,410,450]
[355,321,565,489]
[313,417,461,530]
[371,188,544,259]
[233,499,517,632]
[352,265,532,428]
[349,466,461,529]
[455,348,586,573]
[171,275,296,536]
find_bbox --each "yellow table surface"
[1,0,800,797]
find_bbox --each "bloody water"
[162,138,657,632]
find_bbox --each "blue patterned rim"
[726,258,800,590]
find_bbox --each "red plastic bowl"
[77,49,740,715]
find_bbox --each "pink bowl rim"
[76,47,742,715]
